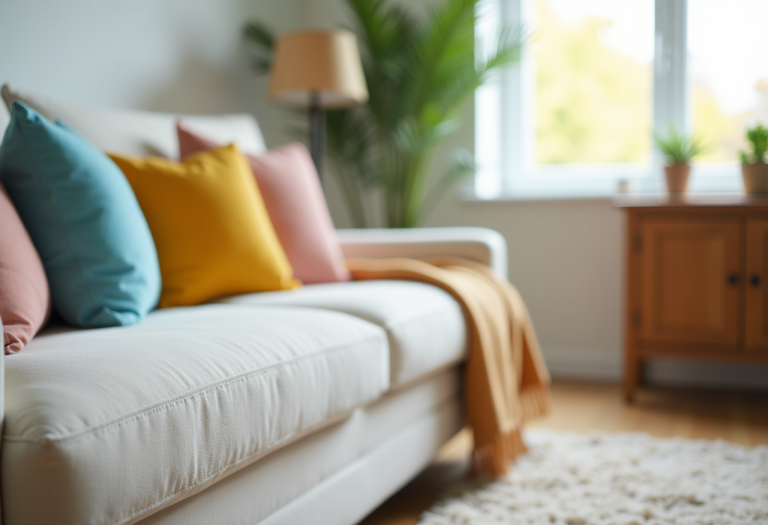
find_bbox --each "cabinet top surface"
[613,194,768,209]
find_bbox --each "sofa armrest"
[337,227,508,278]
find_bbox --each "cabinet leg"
[624,355,639,402]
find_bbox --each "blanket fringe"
[520,386,552,422]
[471,430,527,477]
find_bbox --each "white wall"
[0,0,302,148]
[429,197,626,380]
[2,0,765,389]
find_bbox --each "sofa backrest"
[1,84,266,159]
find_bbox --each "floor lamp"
[268,30,368,183]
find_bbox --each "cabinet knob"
[751,274,762,288]
[727,273,739,286]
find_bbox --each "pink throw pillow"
[0,185,51,353]
[177,122,350,284]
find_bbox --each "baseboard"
[644,359,768,391]
[542,347,768,391]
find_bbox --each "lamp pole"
[268,30,367,183]
[309,91,325,183]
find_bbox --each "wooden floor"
[359,380,768,525]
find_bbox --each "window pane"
[690,0,768,164]
[535,0,654,165]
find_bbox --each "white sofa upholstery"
[0,88,508,525]
[220,281,467,388]
[337,228,508,279]
[0,84,267,158]
[4,306,389,525]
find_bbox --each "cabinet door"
[746,219,768,349]
[639,219,741,345]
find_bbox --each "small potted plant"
[740,123,768,195]
[653,126,707,196]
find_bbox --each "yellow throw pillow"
[110,144,299,308]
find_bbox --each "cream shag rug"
[418,431,768,525]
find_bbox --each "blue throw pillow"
[0,101,161,327]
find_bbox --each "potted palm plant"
[652,127,707,196]
[244,0,524,227]
[740,123,768,195]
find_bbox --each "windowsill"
[459,186,748,203]
[462,166,746,203]
[458,186,616,202]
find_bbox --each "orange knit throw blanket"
[346,257,551,477]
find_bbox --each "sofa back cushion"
[1,84,266,158]
[0,185,50,354]
[178,123,350,284]
[109,145,299,308]
[0,101,161,327]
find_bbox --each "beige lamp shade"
[268,30,368,109]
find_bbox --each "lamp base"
[310,92,325,183]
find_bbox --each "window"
[534,1,653,167]
[475,0,750,198]
[690,0,768,164]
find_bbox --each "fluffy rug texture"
[418,431,768,525]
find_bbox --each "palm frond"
[325,107,382,227]
[243,21,276,75]
[433,24,526,122]
[477,24,527,81]
[420,148,475,220]
[347,0,413,63]
[400,0,477,116]
[393,109,459,161]
[242,0,524,228]
[326,107,379,187]
[398,18,524,227]
[346,0,415,131]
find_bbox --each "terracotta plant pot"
[664,164,691,195]
[742,163,768,195]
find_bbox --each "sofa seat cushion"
[2,304,389,525]
[220,281,468,388]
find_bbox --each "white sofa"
[0,91,508,525]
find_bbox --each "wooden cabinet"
[618,196,768,400]
[746,220,768,348]
[639,219,741,345]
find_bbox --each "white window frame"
[474,0,743,200]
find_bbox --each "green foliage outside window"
[534,1,651,165]
[535,1,746,166]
